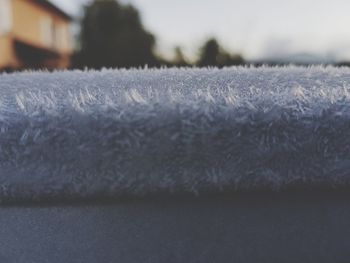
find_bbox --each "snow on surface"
[0,66,349,202]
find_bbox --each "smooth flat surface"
[1,192,350,263]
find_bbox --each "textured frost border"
[0,66,350,202]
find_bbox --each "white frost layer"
[0,66,350,201]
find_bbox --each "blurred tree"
[219,51,244,66]
[76,0,158,69]
[173,46,189,67]
[197,38,220,67]
[197,38,244,67]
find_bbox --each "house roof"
[31,0,73,21]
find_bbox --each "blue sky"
[52,0,350,61]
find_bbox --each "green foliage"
[74,1,244,69]
[197,38,244,67]
[173,46,189,67]
[77,0,158,69]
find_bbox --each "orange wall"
[0,35,17,68]
[11,0,71,54]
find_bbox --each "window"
[40,16,53,47]
[55,24,70,50]
[0,0,12,35]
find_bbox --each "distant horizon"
[51,0,350,62]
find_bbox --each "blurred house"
[0,0,72,70]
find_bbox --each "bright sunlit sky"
[52,0,350,61]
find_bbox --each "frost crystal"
[0,66,349,202]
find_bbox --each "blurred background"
[1,0,350,71]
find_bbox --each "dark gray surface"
[1,193,350,263]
